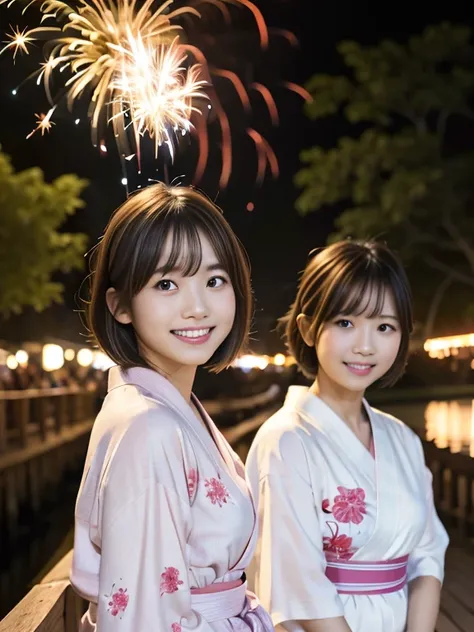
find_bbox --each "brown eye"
[156,279,177,291]
[207,276,226,288]
[335,319,352,328]
[379,323,395,333]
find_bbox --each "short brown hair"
[281,240,413,387]
[87,183,252,373]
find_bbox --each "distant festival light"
[6,355,18,370]
[256,356,269,370]
[232,353,295,371]
[273,353,286,366]
[424,333,474,359]
[77,348,94,367]
[64,348,75,361]
[233,354,268,371]
[42,344,64,371]
[15,349,29,367]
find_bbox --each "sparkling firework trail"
[1,0,310,187]
[26,107,56,138]
[1,0,207,164]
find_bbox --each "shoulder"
[369,403,423,453]
[247,405,310,479]
[99,387,192,487]
[101,383,187,441]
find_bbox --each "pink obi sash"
[191,578,243,595]
[325,554,409,595]
[190,580,273,628]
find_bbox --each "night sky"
[1,0,473,352]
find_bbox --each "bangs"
[155,216,203,277]
[324,263,392,322]
[125,209,227,297]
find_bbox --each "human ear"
[296,313,314,347]
[105,287,132,325]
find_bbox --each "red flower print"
[160,567,184,596]
[205,475,230,507]
[322,498,331,513]
[187,468,198,500]
[323,521,353,560]
[332,486,367,525]
[105,584,129,617]
[171,624,182,632]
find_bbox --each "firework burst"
[112,36,207,159]
[1,0,311,187]
[1,0,208,163]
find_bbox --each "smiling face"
[285,241,413,388]
[90,183,253,381]
[109,230,236,380]
[314,288,402,396]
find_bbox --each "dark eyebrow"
[154,262,226,275]
[206,263,227,273]
[378,314,399,321]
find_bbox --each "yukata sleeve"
[96,413,214,632]
[407,435,449,584]
[246,428,345,626]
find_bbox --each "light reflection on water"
[382,399,474,457]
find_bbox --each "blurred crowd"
[0,362,108,396]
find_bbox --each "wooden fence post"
[14,398,30,448]
[0,400,6,453]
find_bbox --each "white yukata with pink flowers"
[71,366,273,632]
[245,386,449,632]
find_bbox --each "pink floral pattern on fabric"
[205,474,230,507]
[105,584,129,617]
[187,468,198,500]
[160,567,184,596]
[323,521,354,560]
[332,486,367,524]
[322,487,367,524]
[171,624,182,632]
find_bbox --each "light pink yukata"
[245,386,449,632]
[70,366,273,632]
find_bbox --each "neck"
[166,365,196,402]
[141,352,197,403]
[310,371,366,431]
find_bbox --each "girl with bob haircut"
[246,240,448,632]
[71,183,273,632]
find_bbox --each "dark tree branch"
[442,216,474,273]
[423,274,455,340]
[423,254,474,287]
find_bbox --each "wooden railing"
[423,439,474,542]
[0,551,86,632]
[0,387,98,453]
[0,387,99,544]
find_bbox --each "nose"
[181,284,209,320]
[352,324,375,356]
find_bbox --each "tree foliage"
[0,150,88,315]
[296,23,474,334]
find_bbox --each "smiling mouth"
[171,327,214,339]
[344,362,375,369]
